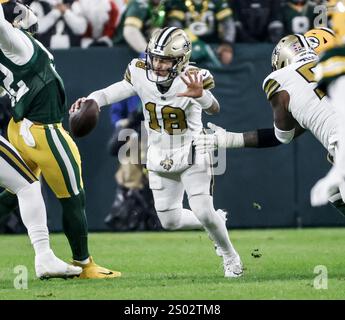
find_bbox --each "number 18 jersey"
[125,58,215,143]
[124,58,215,172]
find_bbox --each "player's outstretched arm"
[195,91,306,153]
[0,4,33,63]
[69,80,137,113]
[270,90,300,144]
[195,122,305,154]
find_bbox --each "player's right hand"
[195,122,228,154]
[69,97,87,114]
[195,133,217,154]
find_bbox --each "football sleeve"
[201,69,215,90]
[123,0,147,30]
[0,4,34,64]
[197,68,218,110]
[215,0,233,21]
[88,60,138,107]
[263,77,282,100]
[87,80,136,108]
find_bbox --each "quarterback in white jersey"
[196,33,343,211]
[71,27,243,278]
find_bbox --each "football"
[69,99,99,138]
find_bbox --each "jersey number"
[145,102,188,135]
[296,62,326,100]
[0,64,29,107]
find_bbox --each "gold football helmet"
[146,27,192,84]
[304,27,336,54]
[327,0,345,45]
[271,34,318,71]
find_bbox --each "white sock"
[74,257,90,265]
[29,226,50,256]
[157,208,203,230]
[17,182,51,256]
[189,195,238,257]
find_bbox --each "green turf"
[0,228,344,300]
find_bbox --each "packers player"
[196,33,345,214]
[71,27,243,278]
[0,0,120,278]
[310,0,345,206]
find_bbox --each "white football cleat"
[223,254,243,278]
[35,250,82,279]
[311,168,344,206]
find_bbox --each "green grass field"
[0,228,344,300]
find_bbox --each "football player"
[310,0,345,206]
[0,0,120,278]
[71,27,243,278]
[196,32,345,214]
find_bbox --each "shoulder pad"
[135,59,146,70]
[263,77,281,100]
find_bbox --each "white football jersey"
[125,58,215,172]
[262,60,338,151]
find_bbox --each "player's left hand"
[177,70,203,98]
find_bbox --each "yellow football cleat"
[73,256,121,279]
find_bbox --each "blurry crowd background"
[20,0,325,66]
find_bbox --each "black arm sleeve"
[257,128,282,148]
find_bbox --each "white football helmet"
[271,34,318,71]
[146,27,192,84]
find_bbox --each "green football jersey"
[0,31,67,124]
[317,45,345,93]
[166,0,232,44]
[283,2,316,34]
[114,0,166,44]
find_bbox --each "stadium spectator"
[165,0,235,66]
[79,0,120,48]
[29,0,87,49]
[282,0,320,35]
[113,0,166,54]
[232,0,284,43]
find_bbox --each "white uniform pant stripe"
[48,125,79,196]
